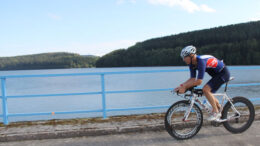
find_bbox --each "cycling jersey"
[189,55,225,79]
[189,55,230,93]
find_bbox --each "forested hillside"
[96,21,260,67]
[0,53,99,70]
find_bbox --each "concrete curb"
[0,125,165,142]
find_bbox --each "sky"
[1,0,260,57]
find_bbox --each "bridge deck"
[1,120,259,146]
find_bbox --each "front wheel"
[164,100,203,140]
[222,96,255,133]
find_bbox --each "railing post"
[1,78,9,125]
[101,74,107,119]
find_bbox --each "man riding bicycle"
[174,45,230,121]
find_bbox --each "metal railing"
[1,66,260,125]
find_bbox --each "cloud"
[147,0,216,13]
[200,4,216,13]
[47,13,62,20]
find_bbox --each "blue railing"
[1,66,260,125]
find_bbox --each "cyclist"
[174,45,230,121]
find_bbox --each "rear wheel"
[222,96,255,133]
[164,100,203,140]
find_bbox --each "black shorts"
[206,67,230,93]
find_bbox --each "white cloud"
[47,13,62,20]
[200,4,216,13]
[147,0,216,13]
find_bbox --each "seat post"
[225,77,234,92]
[224,82,228,92]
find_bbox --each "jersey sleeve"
[189,65,196,78]
[197,59,206,80]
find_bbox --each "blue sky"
[1,0,260,57]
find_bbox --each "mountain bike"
[164,77,255,140]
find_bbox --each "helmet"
[180,45,196,59]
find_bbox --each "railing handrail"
[1,83,260,99]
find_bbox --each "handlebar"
[172,86,203,98]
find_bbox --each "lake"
[0,66,260,122]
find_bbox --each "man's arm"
[175,62,204,93]
[175,78,203,93]
[182,78,202,89]
[183,58,205,89]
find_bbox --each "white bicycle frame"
[182,91,241,123]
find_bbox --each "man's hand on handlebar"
[174,85,186,94]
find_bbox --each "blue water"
[0,66,260,122]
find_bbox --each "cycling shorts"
[206,67,230,93]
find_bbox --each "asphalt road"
[1,121,260,146]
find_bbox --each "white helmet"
[180,45,196,59]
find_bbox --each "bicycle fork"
[183,97,195,122]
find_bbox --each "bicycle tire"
[222,96,255,133]
[164,100,203,140]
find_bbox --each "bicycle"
[164,77,255,140]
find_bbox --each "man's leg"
[203,85,219,113]
[214,97,221,110]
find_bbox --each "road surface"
[1,121,259,146]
